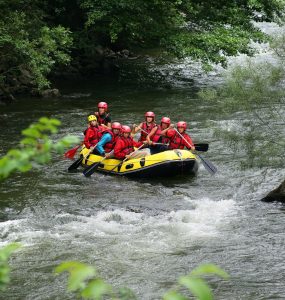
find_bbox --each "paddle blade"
[197,153,217,175]
[194,143,209,152]
[68,157,83,171]
[83,162,100,177]
[64,145,81,159]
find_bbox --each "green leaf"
[22,127,41,138]
[20,137,37,146]
[179,277,212,300]
[49,118,61,126]
[55,261,96,292]
[118,287,137,300]
[190,264,229,279]
[0,243,21,261]
[163,290,187,300]
[81,278,112,299]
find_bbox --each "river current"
[0,23,285,300]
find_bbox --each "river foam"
[1,198,236,254]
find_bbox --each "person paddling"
[84,115,103,152]
[114,125,150,160]
[165,121,195,150]
[95,122,122,158]
[95,102,111,128]
[132,111,157,142]
[147,117,172,154]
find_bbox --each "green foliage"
[55,261,113,299]
[56,261,228,300]
[0,117,79,180]
[0,243,21,291]
[163,264,229,300]
[77,0,284,66]
[198,33,285,168]
[1,0,285,96]
[0,1,72,92]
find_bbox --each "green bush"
[0,117,79,180]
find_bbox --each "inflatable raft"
[80,148,198,178]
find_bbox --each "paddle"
[83,150,114,177]
[133,124,148,135]
[173,129,217,175]
[68,147,94,171]
[152,142,208,152]
[64,144,82,159]
[136,124,208,152]
[107,144,145,173]
[194,143,209,152]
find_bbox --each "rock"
[40,88,61,98]
[261,180,285,203]
[121,49,130,58]
[94,45,105,56]
[18,74,32,86]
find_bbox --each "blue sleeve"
[96,133,112,154]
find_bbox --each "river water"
[1,39,285,299]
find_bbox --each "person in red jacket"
[84,115,102,152]
[97,122,122,158]
[165,121,195,150]
[114,125,150,160]
[132,111,157,142]
[94,101,111,128]
[147,117,172,154]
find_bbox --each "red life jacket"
[139,122,157,142]
[84,126,102,148]
[103,131,121,153]
[169,132,192,150]
[152,125,170,144]
[114,136,134,158]
[95,112,110,126]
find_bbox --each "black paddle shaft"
[68,156,84,171]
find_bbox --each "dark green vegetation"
[0,117,78,180]
[1,0,285,100]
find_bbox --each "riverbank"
[0,47,142,104]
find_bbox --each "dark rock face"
[261,180,285,203]
[40,88,61,98]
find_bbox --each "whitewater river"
[0,65,285,299]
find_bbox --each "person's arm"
[100,124,110,129]
[95,133,112,155]
[84,129,92,149]
[184,134,195,150]
[165,129,175,139]
[133,139,143,148]
[105,114,112,128]
[114,138,126,159]
[131,122,143,136]
[146,126,158,144]
[159,126,171,138]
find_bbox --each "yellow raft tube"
[80,148,198,178]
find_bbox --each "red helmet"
[121,125,131,133]
[144,111,155,118]
[98,102,108,110]
[112,122,121,130]
[177,121,187,129]
[161,117,171,125]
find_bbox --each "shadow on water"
[134,173,197,187]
